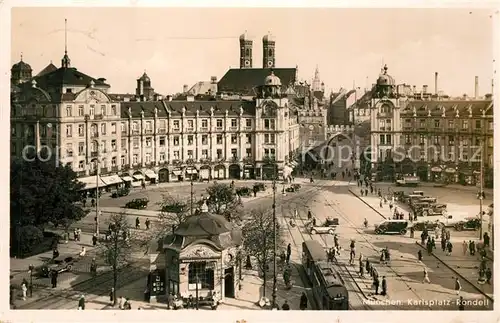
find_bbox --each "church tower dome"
[239,31,253,69]
[262,32,276,68]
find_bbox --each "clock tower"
[262,32,276,68]
[239,31,253,69]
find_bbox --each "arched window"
[91,140,98,152]
[91,124,98,136]
[188,261,215,290]
[245,48,250,56]
[269,48,273,57]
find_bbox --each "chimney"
[422,85,428,94]
[210,76,217,84]
[412,85,417,93]
[434,72,438,94]
[183,84,189,93]
[474,76,479,99]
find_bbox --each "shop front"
[444,167,458,184]
[78,175,106,196]
[430,166,443,182]
[185,167,198,181]
[145,169,158,184]
[199,165,211,182]
[243,164,255,179]
[132,172,145,187]
[214,165,226,180]
[120,174,133,188]
[261,163,278,180]
[171,168,183,182]
[458,168,474,185]
[415,163,428,182]
[101,174,124,191]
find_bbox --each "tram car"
[302,240,349,310]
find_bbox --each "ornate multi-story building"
[10,47,300,189]
[369,65,494,187]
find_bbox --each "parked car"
[396,176,420,187]
[37,255,76,278]
[411,220,443,231]
[374,219,409,235]
[309,218,339,235]
[394,191,410,203]
[454,217,482,231]
[111,187,130,198]
[438,214,469,227]
[125,198,149,209]
[419,203,447,217]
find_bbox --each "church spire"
[312,65,321,91]
[61,18,71,68]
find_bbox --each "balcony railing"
[215,127,223,131]
[245,126,252,130]
[200,127,208,132]
[94,114,104,120]
[229,126,238,131]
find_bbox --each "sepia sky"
[11,7,495,96]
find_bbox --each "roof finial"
[64,18,68,55]
[20,52,23,61]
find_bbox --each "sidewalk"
[373,181,493,195]
[348,188,494,300]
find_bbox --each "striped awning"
[144,170,158,179]
[133,174,145,181]
[101,175,123,186]
[121,176,133,182]
[78,175,106,190]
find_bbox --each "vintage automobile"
[125,198,149,210]
[374,219,409,235]
[395,176,420,187]
[454,217,482,231]
[285,184,302,192]
[393,191,410,203]
[37,255,76,278]
[411,220,443,231]
[309,218,339,235]
[419,203,447,217]
[111,187,130,198]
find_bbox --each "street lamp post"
[28,264,34,297]
[95,157,100,236]
[190,177,194,216]
[271,164,277,309]
[479,141,484,239]
[195,274,199,310]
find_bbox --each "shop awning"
[131,181,141,187]
[101,175,123,186]
[145,170,158,179]
[133,174,145,181]
[78,175,106,190]
[121,176,133,182]
[172,170,182,176]
[186,168,198,174]
[430,167,442,172]
[445,168,456,174]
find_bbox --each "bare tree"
[242,208,284,297]
[99,213,133,306]
[206,183,243,222]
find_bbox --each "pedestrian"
[21,281,27,300]
[462,240,467,255]
[454,278,462,295]
[485,268,492,284]
[446,241,453,256]
[431,237,436,251]
[373,277,380,295]
[365,259,371,276]
[421,232,426,245]
[441,238,446,252]
[379,200,383,208]
[53,247,59,259]
[410,226,415,238]
[389,203,393,212]
[73,228,78,241]
[145,218,151,230]
[423,268,430,283]
[124,297,132,310]
[381,276,387,296]
[51,270,58,288]
[483,232,490,249]
[79,246,86,257]
[281,300,290,310]
[78,295,85,310]
[10,284,15,306]
[360,189,364,196]
[307,210,312,220]
[109,287,115,305]
[77,228,82,241]
[299,292,308,310]
[469,240,475,256]
[417,249,423,262]
[359,261,365,277]
[92,233,98,246]
[334,235,339,249]
[286,243,292,264]
[135,217,140,229]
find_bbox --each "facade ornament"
[181,244,220,260]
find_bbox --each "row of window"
[381,149,490,163]
[402,119,494,130]
[65,104,118,117]
[380,134,494,147]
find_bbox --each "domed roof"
[174,211,232,237]
[263,32,276,42]
[264,71,281,86]
[12,59,32,71]
[377,64,395,86]
[138,72,150,82]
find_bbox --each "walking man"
[135,217,140,229]
[299,292,308,310]
[78,295,85,310]
[92,233,98,246]
[381,276,387,296]
[21,281,27,300]
[423,267,430,283]
[446,241,453,256]
[145,218,151,230]
[286,243,292,264]
[373,276,380,295]
[454,278,462,295]
[462,240,467,255]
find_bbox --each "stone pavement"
[348,188,494,301]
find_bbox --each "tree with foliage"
[99,213,133,306]
[206,182,243,222]
[242,208,284,297]
[10,154,88,254]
